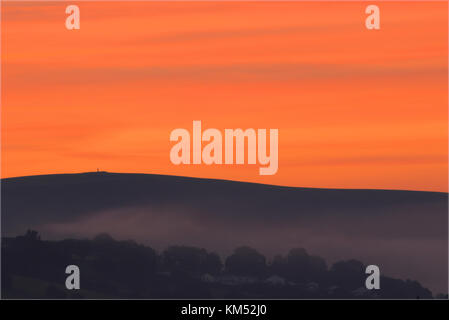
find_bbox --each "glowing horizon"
[1,1,448,192]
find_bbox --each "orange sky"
[1,1,448,192]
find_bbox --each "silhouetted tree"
[380,277,433,299]
[270,254,288,277]
[203,252,222,275]
[1,232,435,299]
[330,259,365,290]
[225,246,266,277]
[285,248,327,283]
[163,246,222,276]
[22,230,41,242]
[93,233,114,242]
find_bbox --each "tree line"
[1,230,439,299]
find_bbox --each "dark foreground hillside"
[2,172,448,293]
[2,231,439,299]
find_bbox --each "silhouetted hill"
[2,171,446,229]
[1,172,448,293]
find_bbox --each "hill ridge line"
[1,171,447,195]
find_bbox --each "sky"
[1,1,448,192]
